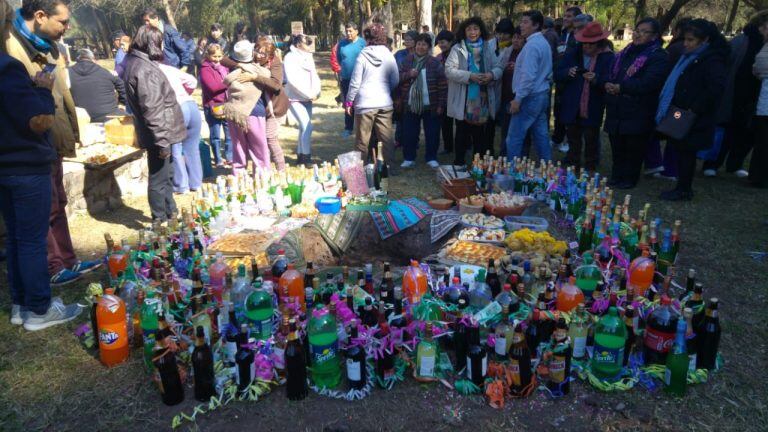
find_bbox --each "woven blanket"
[313,210,366,255]
[430,210,461,243]
[369,198,434,240]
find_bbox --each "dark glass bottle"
[546,318,572,395]
[192,326,215,402]
[508,324,532,395]
[466,324,487,387]
[154,338,185,406]
[696,298,721,370]
[235,324,255,394]
[345,321,367,390]
[453,304,468,372]
[526,310,541,359]
[285,321,308,400]
[375,322,395,386]
[485,259,502,299]
[623,305,635,366]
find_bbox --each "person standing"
[337,22,366,137]
[1,0,82,330]
[554,22,614,172]
[394,30,418,65]
[445,17,502,166]
[655,19,728,201]
[199,44,232,167]
[283,35,321,165]
[750,24,768,188]
[189,37,207,78]
[68,48,126,122]
[113,30,127,67]
[505,10,553,161]
[142,7,189,69]
[7,0,101,286]
[552,6,583,152]
[397,33,447,168]
[345,23,399,167]
[122,25,186,222]
[603,18,669,189]
[207,23,228,54]
[435,29,455,153]
[497,27,524,155]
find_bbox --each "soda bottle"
[494,305,513,360]
[574,253,601,299]
[466,324,487,386]
[557,276,585,312]
[546,318,572,395]
[278,263,305,312]
[209,252,229,288]
[97,288,129,367]
[643,295,679,365]
[230,264,251,311]
[345,320,367,390]
[402,260,428,305]
[469,269,493,309]
[192,326,215,402]
[568,304,589,360]
[628,250,655,298]
[591,306,627,379]
[271,249,289,283]
[285,320,308,400]
[696,298,720,370]
[108,243,129,279]
[244,282,274,340]
[443,277,470,305]
[308,305,341,389]
[509,324,532,396]
[663,319,689,396]
[416,322,438,379]
[154,339,184,406]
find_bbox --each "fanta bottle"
[108,244,128,279]
[557,276,585,312]
[628,251,655,298]
[402,260,427,305]
[97,288,129,367]
[278,264,305,312]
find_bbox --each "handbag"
[210,103,226,120]
[656,105,697,141]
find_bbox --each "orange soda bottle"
[278,264,305,312]
[108,244,128,279]
[97,288,129,367]
[628,250,655,297]
[556,276,585,312]
[402,260,427,304]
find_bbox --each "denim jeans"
[172,101,203,192]
[402,109,440,162]
[204,106,232,164]
[289,101,313,155]
[505,90,551,160]
[0,174,52,314]
[340,79,354,132]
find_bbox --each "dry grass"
[0,53,766,432]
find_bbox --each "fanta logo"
[100,330,119,345]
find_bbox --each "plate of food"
[460,213,505,230]
[457,227,507,244]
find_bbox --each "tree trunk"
[161,0,177,28]
[382,1,394,39]
[658,0,693,34]
[419,0,432,31]
[725,0,740,34]
[89,7,112,58]
[634,0,647,23]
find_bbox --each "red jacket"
[330,42,341,74]
[199,60,229,107]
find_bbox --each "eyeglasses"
[633,29,655,35]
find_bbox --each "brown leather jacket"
[121,50,186,149]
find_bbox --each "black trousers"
[454,120,492,165]
[749,116,768,187]
[609,133,648,185]
[702,122,753,172]
[671,141,698,193]
[565,123,600,171]
[441,114,454,152]
[147,146,177,221]
[552,85,566,144]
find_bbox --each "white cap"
[232,40,255,63]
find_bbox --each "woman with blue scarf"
[445,17,502,167]
[655,19,728,201]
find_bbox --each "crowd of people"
[1,0,768,332]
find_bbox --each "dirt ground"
[0,53,767,432]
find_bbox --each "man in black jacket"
[68,49,125,122]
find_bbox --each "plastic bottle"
[443,277,469,305]
[556,276,585,312]
[278,263,305,312]
[140,289,160,368]
[643,295,679,365]
[416,322,438,379]
[590,306,627,379]
[628,251,655,298]
[230,264,252,316]
[271,249,289,283]
[495,283,519,311]
[244,282,274,340]
[574,253,601,299]
[308,305,341,389]
[107,244,128,279]
[97,288,129,367]
[209,252,229,288]
[469,269,493,309]
[568,304,589,360]
[402,260,427,305]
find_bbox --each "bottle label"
[419,355,435,377]
[495,337,507,356]
[549,355,566,383]
[592,343,623,368]
[99,320,128,350]
[664,367,672,385]
[466,355,488,380]
[225,341,237,363]
[644,326,675,353]
[346,359,361,381]
[310,341,338,366]
[509,360,521,386]
[572,336,587,358]
[688,353,697,372]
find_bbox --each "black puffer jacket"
[121,50,186,149]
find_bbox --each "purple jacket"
[199,60,229,107]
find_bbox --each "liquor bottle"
[568,304,589,361]
[153,336,185,406]
[664,319,689,396]
[494,305,512,360]
[191,297,213,345]
[278,263,305,312]
[304,262,315,295]
[578,215,593,254]
[192,326,215,402]
[223,306,239,365]
[485,259,502,299]
[685,282,705,331]
[679,268,696,301]
[361,297,378,327]
[345,320,367,390]
[623,305,636,366]
[494,283,519,311]
[250,257,260,284]
[235,325,255,394]
[696,298,720,370]
[526,310,541,359]
[308,305,341,389]
[547,318,572,395]
[643,295,679,365]
[509,324,532,395]
[682,307,698,371]
[376,142,389,192]
[444,277,470,305]
[591,306,626,379]
[285,320,308,400]
[416,322,438,379]
[375,322,395,386]
[379,262,394,306]
[466,323,487,386]
[244,282,273,340]
[390,286,408,337]
[364,263,374,295]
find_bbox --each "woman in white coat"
[283,34,322,164]
[445,17,503,167]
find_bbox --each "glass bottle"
[663,319,689,396]
[416,322,438,379]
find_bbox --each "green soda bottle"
[308,305,341,388]
[664,319,689,396]
[590,306,626,379]
[574,253,601,299]
[140,289,159,343]
[243,282,273,341]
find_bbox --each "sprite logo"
[99,330,119,345]
[312,343,337,364]
[594,350,617,363]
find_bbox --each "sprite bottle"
[308,305,341,389]
[590,306,626,379]
[243,282,273,341]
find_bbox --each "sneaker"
[652,173,678,181]
[11,304,25,325]
[426,160,440,168]
[735,169,749,178]
[703,169,717,177]
[644,166,664,176]
[557,143,569,153]
[50,268,84,287]
[23,298,82,331]
[70,260,102,274]
[341,130,352,138]
[400,160,416,168]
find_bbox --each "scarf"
[610,39,661,82]
[408,54,428,114]
[579,51,600,119]
[655,43,709,124]
[755,43,768,80]
[13,9,51,54]
[464,38,489,124]
[223,62,269,130]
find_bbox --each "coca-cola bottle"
[643,295,679,365]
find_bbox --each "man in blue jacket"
[336,22,366,136]
[142,7,189,69]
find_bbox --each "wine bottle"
[376,142,389,192]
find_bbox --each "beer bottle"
[509,324,532,396]
[192,326,215,402]
[696,298,720,370]
[546,318,572,395]
[154,336,185,406]
[285,320,308,400]
[466,323,487,387]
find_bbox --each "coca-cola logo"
[644,328,674,353]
